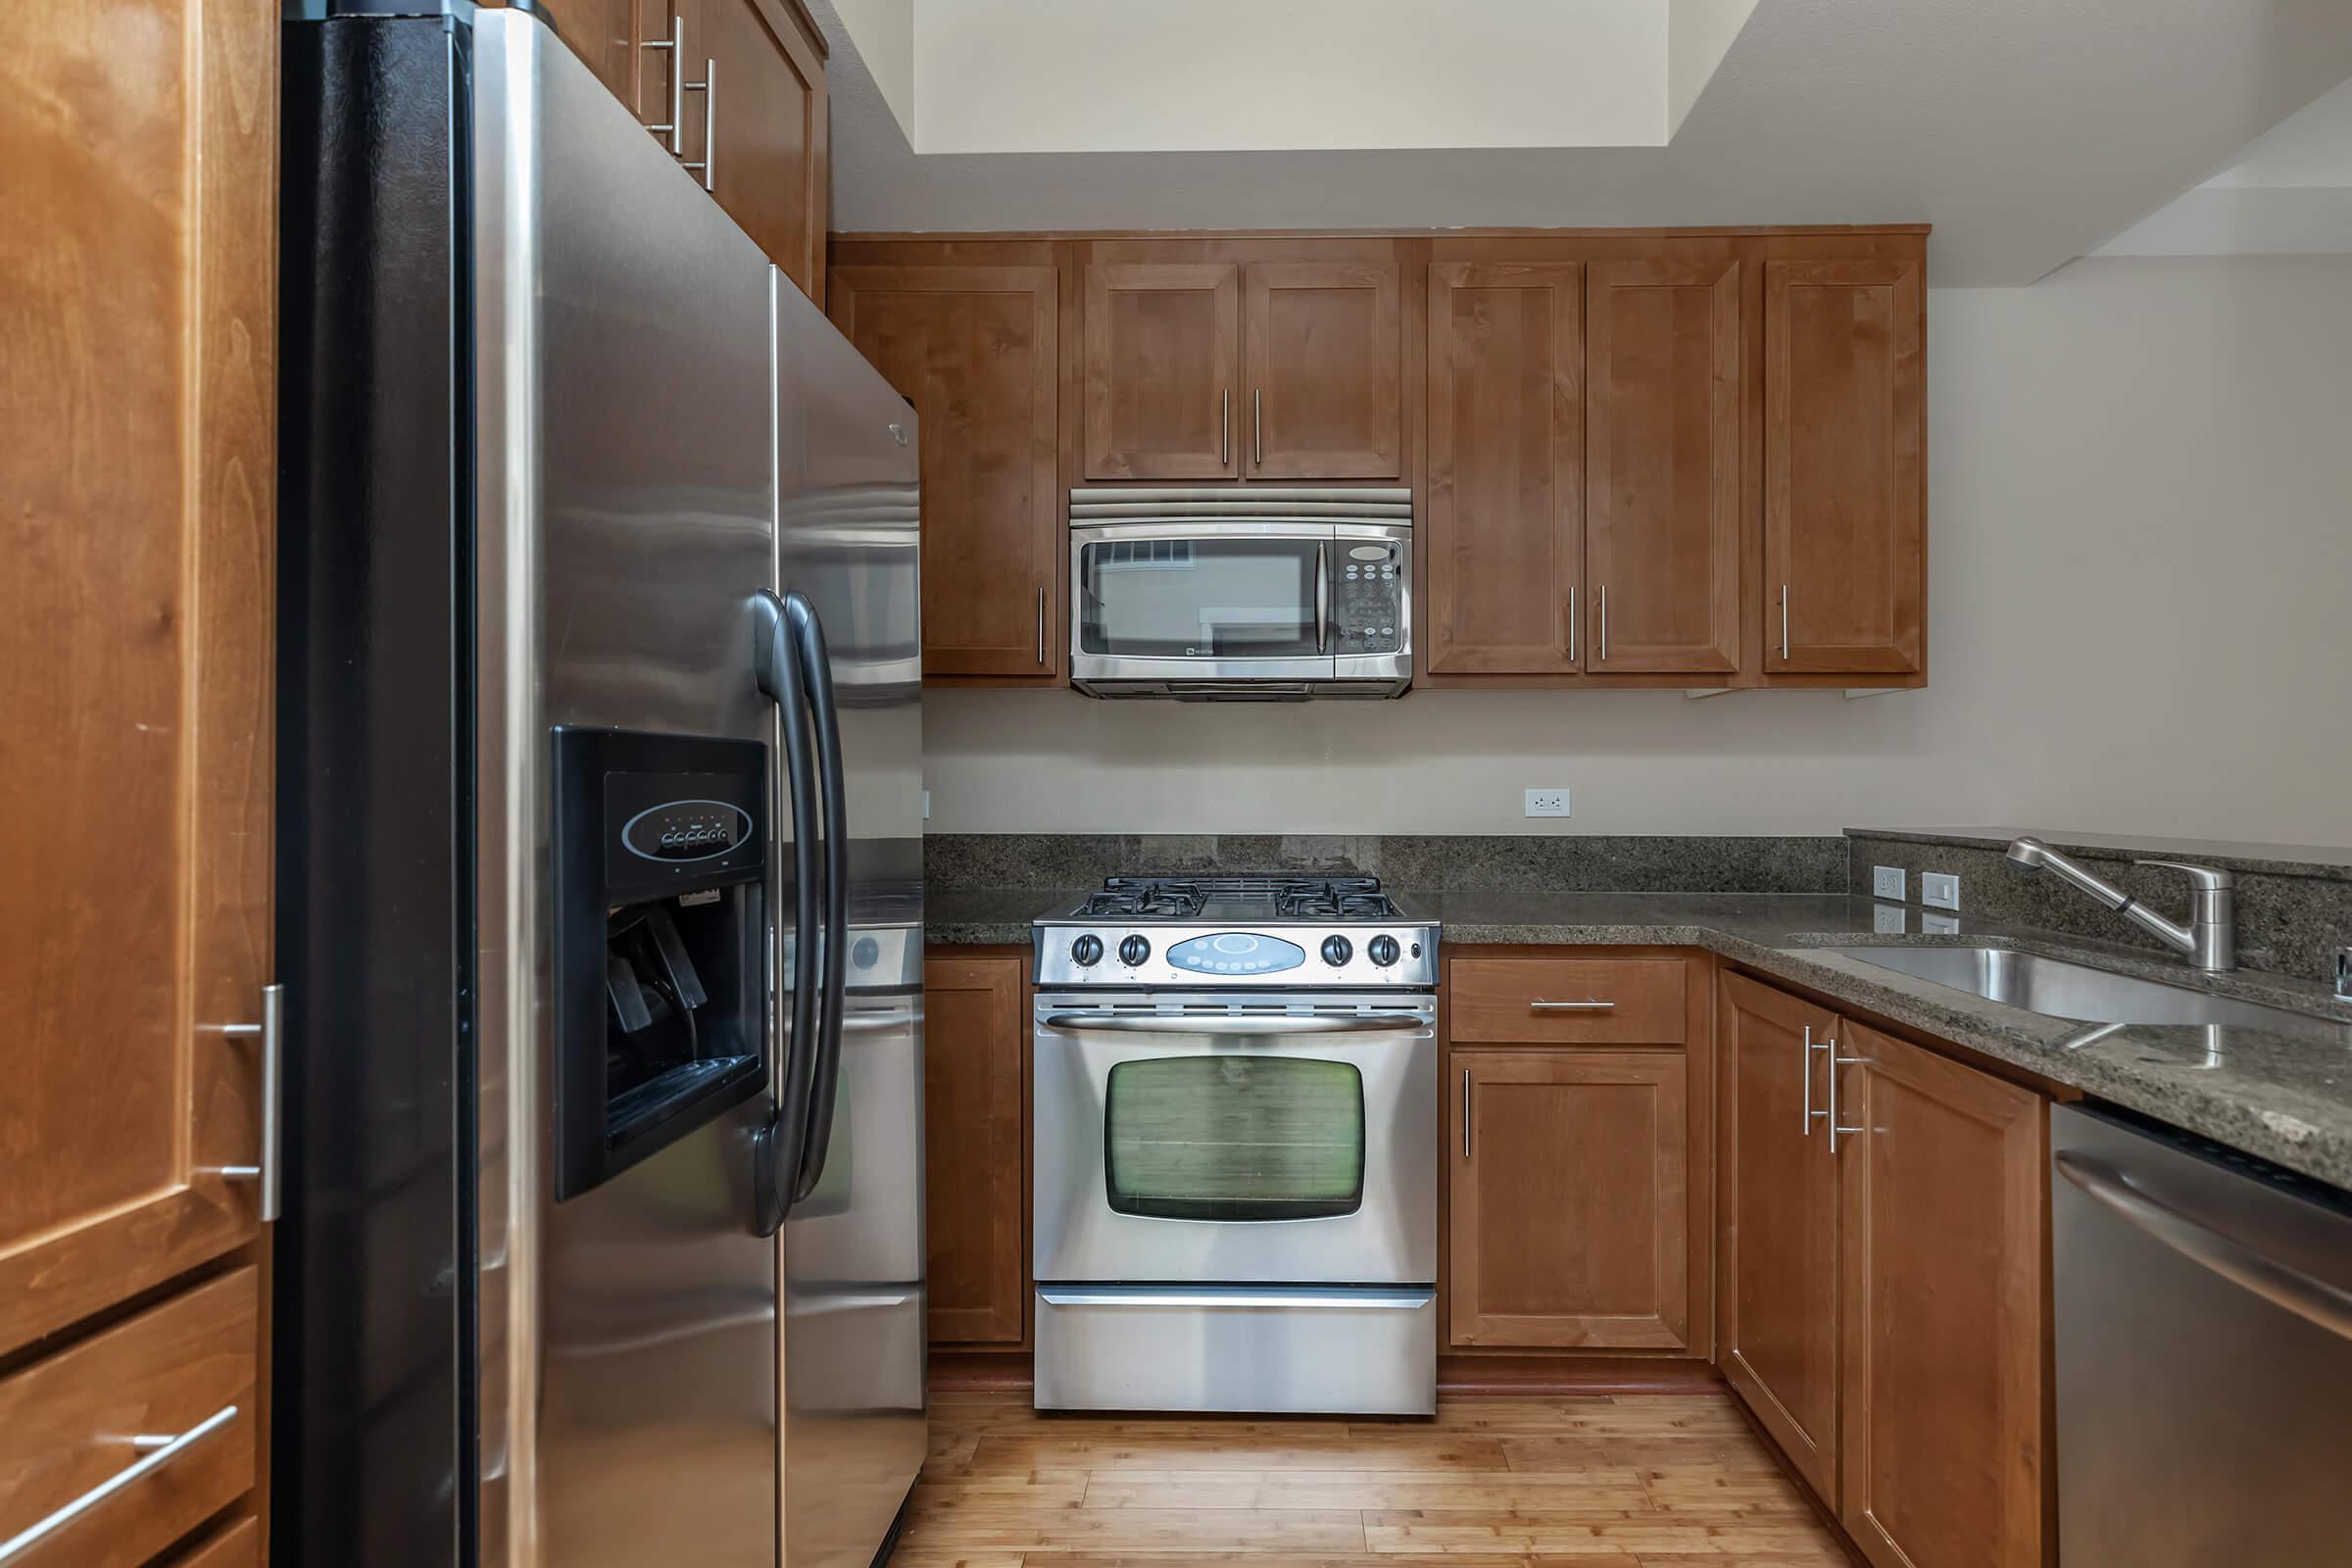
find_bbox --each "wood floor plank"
[1082,1471,1655,1512]
[1502,1439,1782,1476]
[901,1503,1370,1553]
[1361,1511,1840,1556]
[966,1435,1515,1474]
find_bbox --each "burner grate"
[1079,874,1399,922]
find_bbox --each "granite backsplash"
[923,833,1849,895]
[1848,831,2352,985]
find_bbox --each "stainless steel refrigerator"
[276,9,925,1565]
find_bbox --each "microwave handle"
[1314,541,1328,653]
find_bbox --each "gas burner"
[1273,878,1401,920]
[1079,882,1204,919]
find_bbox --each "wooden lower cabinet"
[921,953,1030,1344]
[1718,973,2050,1568]
[1717,971,1842,1497]
[1837,1021,2048,1568]
[1450,1050,1696,1350]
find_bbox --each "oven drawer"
[0,1266,258,1568]
[1036,1286,1436,1415]
[1449,957,1688,1045]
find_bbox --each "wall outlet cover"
[1873,903,1907,934]
[1872,865,1907,901]
[1525,788,1571,817]
[1923,910,1962,936]
[1921,871,1961,910]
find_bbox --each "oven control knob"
[1118,934,1152,968]
[1368,934,1401,968]
[1320,935,1353,967]
[1070,934,1103,968]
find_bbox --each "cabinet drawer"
[0,1267,258,1568]
[1449,957,1688,1044]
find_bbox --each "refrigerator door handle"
[753,589,821,1235]
[782,590,851,1202]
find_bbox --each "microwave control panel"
[1332,541,1404,654]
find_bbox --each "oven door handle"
[1038,1287,1434,1310]
[1041,1011,1430,1035]
[1314,541,1329,653]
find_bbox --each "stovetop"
[1036,875,1439,989]
[1073,875,1406,924]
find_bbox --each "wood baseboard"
[1438,1352,1725,1396]
[930,1348,1725,1398]
[930,1347,1034,1392]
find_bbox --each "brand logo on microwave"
[621,800,753,863]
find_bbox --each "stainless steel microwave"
[1067,487,1412,700]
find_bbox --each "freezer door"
[472,12,785,1567]
[773,268,929,1568]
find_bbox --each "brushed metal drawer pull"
[208,983,284,1222]
[1529,998,1614,1011]
[642,15,683,152]
[0,1404,239,1563]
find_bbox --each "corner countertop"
[925,887,2352,1190]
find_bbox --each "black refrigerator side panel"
[275,15,474,1568]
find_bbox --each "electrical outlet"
[1524,788,1571,818]
[1873,903,1907,934]
[1921,872,1961,911]
[1923,911,1962,936]
[1872,865,1907,901]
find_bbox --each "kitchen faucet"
[2004,836,2236,972]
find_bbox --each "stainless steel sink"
[1806,946,2338,1034]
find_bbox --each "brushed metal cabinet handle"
[1252,388,1263,466]
[1598,583,1609,662]
[641,15,682,152]
[210,982,284,1221]
[1803,1021,1832,1138]
[1566,586,1577,663]
[1461,1067,1472,1160]
[680,57,714,191]
[1221,389,1230,466]
[1530,998,1614,1011]
[1780,582,1790,661]
[1036,586,1047,664]
[1826,1042,1864,1152]
[0,1404,240,1564]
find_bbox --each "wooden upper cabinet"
[1243,261,1401,478]
[1838,1022,2047,1568]
[830,266,1060,678]
[1716,973,1841,1500]
[921,956,1028,1344]
[2,0,274,1360]
[1765,257,1924,675]
[1424,263,1584,675]
[1083,263,1241,479]
[1585,257,1741,674]
[1450,1051,1692,1350]
[684,0,829,301]
[534,0,641,102]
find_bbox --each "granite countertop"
[925,887,2352,1189]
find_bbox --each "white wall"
[921,258,2352,846]
[1667,0,1759,138]
[908,0,1668,154]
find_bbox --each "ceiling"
[2097,74,2352,256]
[808,0,2352,285]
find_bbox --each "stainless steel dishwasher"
[2052,1105,2352,1565]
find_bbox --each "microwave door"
[1071,524,1337,683]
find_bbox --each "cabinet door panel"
[1587,258,1740,674]
[693,0,827,298]
[1425,263,1584,675]
[1838,1023,2046,1568]
[1244,261,1401,478]
[1765,258,1924,674]
[534,0,642,105]
[921,956,1028,1344]
[1716,973,1840,1499]
[831,267,1059,678]
[1,0,272,1355]
[1083,263,1240,479]
[1451,1052,1690,1349]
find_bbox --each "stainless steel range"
[1032,876,1440,1415]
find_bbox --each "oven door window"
[1102,1055,1365,1221]
[1077,538,1322,658]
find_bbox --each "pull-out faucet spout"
[2004,837,2236,972]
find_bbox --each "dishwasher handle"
[2056,1151,2352,1343]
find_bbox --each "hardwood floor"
[904,1393,1848,1567]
